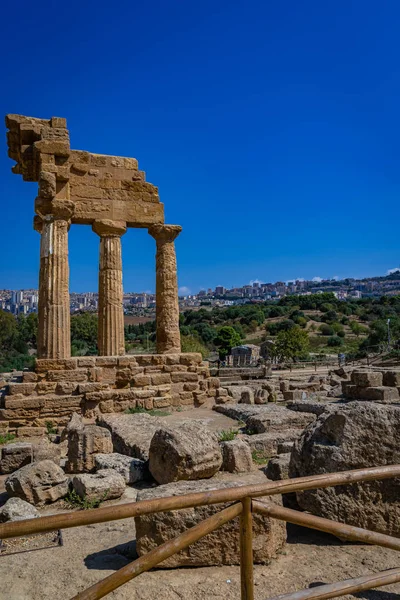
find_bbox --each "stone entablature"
[0,354,221,434]
[6,115,164,227]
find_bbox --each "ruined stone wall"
[0,354,221,435]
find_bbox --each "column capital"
[148,224,182,243]
[33,215,43,234]
[92,219,127,237]
[35,198,75,221]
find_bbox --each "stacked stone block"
[0,353,219,434]
[342,370,400,403]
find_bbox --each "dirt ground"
[1,409,400,599]
[1,475,400,600]
[1,507,400,600]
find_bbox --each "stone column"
[148,224,182,354]
[93,220,127,356]
[33,201,74,359]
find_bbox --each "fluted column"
[33,201,74,359]
[148,224,182,354]
[93,220,127,356]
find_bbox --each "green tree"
[320,324,334,336]
[181,335,209,359]
[271,326,309,362]
[214,326,242,360]
[350,321,368,336]
[327,335,344,347]
[71,313,98,355]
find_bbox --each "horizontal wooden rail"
[253,500,400,552]
[2,464,400,540]
[266,567,400,600]
[71,501,242,600]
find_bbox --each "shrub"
[320,324,334,336]
[65,489,108,510]
[218,429,237,442]
[0,433,16,445]
[327,335,344,347]
[180,335,209,359]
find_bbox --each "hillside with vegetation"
[0,293,399,371]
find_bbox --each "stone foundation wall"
[0,353,221,435]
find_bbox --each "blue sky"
[1,0,399,294]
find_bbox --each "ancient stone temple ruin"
[1,114,220,434]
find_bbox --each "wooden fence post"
[240,497,254,600]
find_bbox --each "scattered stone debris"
[72,469,126,502]
[290,401,400,535]
[97,413,167,460]
[0,497,39,522]
[149,421,222,484]
[5,460,69,505]
[94,453,146,484]
[220,439,253,473]
[0,442,33,474]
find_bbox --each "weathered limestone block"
[351,370,383,387]
[5,460,69,505]
[290,402,400,535]
[283,390,307,401]
[135,473,286,566]
[47,369,88,382]
[98,413,167,461]
[22,371,38,383]
[382,371,400,387]
[32,438,62,465]
[344,384,399,402]
[8,383,37,396]
[94,453,146,484]
[265,454,290,481]
[0,497,39,522]
[239,389,255,404]
[225,386,253,402]
[255,389,267,404]
[149,421,222,484]
[72,469,125,502]
[243,430,304,458]
[171,372,198,383]
[0,442,33,474]
[37,382,58,394]
[361,386,400,402]
[65,415,113,473]
[220,439,253,473]
[17,427,46,438]
[245,405,314,434]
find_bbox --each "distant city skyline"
[1,266,399,297]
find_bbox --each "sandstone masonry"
[0,354,218,433]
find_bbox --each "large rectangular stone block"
[382,371,400,387]
[150,373,171,386]
[8,383,37,396]
[361,387,400,403]
[351,371,383,387]
[171,372,199,383]
[0,442,33,474]
[47,369,89,382]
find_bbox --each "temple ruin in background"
[1,114,221,434]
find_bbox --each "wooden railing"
[1,464,400,600]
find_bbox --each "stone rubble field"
[1,366,400,599]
